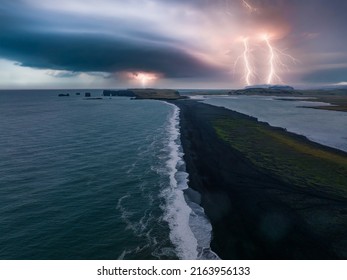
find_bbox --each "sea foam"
[161,103,219,260]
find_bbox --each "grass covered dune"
[172,100,347,260]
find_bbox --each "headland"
[103,89,184,100]
[171,99,347,259]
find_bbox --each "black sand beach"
[171,100,347,260]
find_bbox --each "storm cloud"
[0,1,225,79]
[1,0,347,88]
[0,30,223,78]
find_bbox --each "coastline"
[227,89,347,113]
[162,102,220,260]
[170,99,347,260]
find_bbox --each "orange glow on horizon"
[129,72,159,87]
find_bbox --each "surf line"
[161,102,220,260]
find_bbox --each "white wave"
[160,103,219,260]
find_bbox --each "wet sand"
[171,100,347,260]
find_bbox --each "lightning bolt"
[261,34,298,85]
[132,72,158,87]
[223,0,257,16]
[241,0,257,13]
[233,37,254,86]
[263,35,277,84]
[242,38,252,86]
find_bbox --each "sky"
[1,0,347,89]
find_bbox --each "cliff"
[103,89,183,100]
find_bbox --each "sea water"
[0,90,216,260]
[203,95,347,152]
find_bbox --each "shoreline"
[163,101,220,260]
[170,99,347,259]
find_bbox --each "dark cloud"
[1,0,347,86]
[0,0,224,78]
[0,30,222,78]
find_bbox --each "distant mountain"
[230,87,297,96]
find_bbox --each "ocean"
[0,90,215,260]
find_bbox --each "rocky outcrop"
[103,89,184,100]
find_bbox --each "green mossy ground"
[214,117,347,198]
